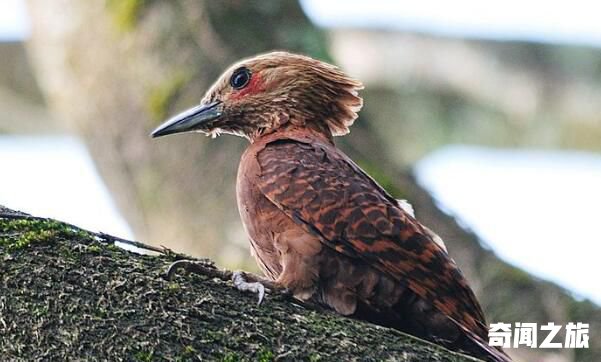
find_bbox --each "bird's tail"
[453,321,512,362]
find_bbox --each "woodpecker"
[151,51,510,362]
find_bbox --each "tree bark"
[0,206,478,361]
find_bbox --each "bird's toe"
[232,271,268,305]
[164,259,219,281]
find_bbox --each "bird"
[151,51,510,362]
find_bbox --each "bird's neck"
[249,121,334,145]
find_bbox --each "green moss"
[309,354,322,362]
[87,244,102,253]
[59,244,78,262]
[33,305,49,318]
[134,350,154,362]
[221,352,240,362]
[95,308,108,319]
[204,329,226,343]
[107,243,121,252]
[167,282,180,292]
[183,345,196,356]
[0,218,92,252]
[147,72,190,122]
[0,207,491,361]
[257,349,274,362]
[105,0,147,32]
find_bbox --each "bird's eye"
[230,67,251,90]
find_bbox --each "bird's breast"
[236,140,324,285]
[236,145,287,280]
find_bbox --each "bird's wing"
[396,199,415,217]
[396,199,447,252]
[255,138,487,336]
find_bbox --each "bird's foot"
[231,271,290,306]
[165,259,226,281]
[232,271,266,306]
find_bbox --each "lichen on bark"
[0,205,478,361]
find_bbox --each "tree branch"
[0,205,478,361]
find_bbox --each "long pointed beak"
[150,101,223,138]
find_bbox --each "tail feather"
[450,319,512,362]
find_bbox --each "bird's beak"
[150,101,223,138]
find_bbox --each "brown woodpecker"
[151,51,510,362]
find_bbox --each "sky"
[415,146,601,304]
[4,0,601,46]
[301,0,601,47]
[0,136,134,239]
[0,0,28,41]
[0,1,600,303]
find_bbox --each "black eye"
[230,67,251,90]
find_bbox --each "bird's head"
[151,51,363,141]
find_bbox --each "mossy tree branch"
[0,205,478,361]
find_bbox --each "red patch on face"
[230,72,265,100]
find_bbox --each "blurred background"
[1,1,600,360]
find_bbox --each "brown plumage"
[151,51,510,362]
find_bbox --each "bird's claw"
[166,259,201,280]
[165,259,221,281]
[232,271,267,305]
[165,261,279,306]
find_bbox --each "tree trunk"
[25,0,330,266]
